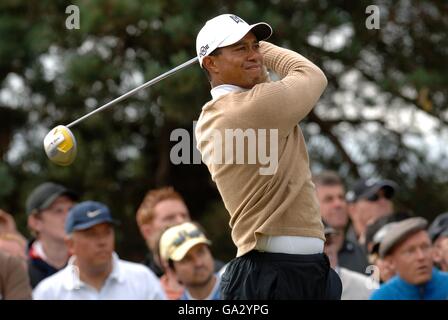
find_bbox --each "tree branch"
[307,110,360,177]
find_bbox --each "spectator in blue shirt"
[370,217,448,300]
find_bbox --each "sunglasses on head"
[172,229,203,247]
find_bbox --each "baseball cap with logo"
[346,178,397,203]
[26,182,78,216]
[65,201,118,234]
[196,14,273,67]
[159,222,211,262]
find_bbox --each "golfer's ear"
[203,56,218,74]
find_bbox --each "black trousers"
[220,250,342,300]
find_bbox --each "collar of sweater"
[210,84,246,100]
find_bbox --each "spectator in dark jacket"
[313,171,369,273]
[26,182,78,288]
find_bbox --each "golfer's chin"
[241,75,266,89]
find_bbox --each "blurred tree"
[0,0,446,261]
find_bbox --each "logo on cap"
[86,209,102,218]
[199,44,209,57]
[229,15,243,24]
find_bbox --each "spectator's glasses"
[172,229,203,247]
[366,189,394,202]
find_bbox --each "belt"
[255,235,324,255]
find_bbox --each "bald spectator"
[0,251,32,300]
[159,222,221,300]
[346,178,397,246]
[313,171,369,273]
[26,182,78,288]
[370,217,448,300]
[428,212,448,272]
[33,201,165,300]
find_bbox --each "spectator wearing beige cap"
[428,212,448,272]
[159,222,221,300]
[370,217,448,300]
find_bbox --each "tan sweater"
[195,41,327,257]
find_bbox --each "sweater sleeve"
[228,41,327,137]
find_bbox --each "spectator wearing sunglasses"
[159,222,221,300]
[346,179,398,246]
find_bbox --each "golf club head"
[43,125,77,166]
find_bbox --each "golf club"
[44,56,198,166]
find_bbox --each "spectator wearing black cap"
[33,201,165,300]
[346,178,397,246]
[428,212,448,272]
[26,182,78,288]
[313,171,369,273]
[370,217,448,300]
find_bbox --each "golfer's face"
[213,32,265,89]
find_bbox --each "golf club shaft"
[66,57,199,128]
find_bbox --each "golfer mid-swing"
[195,14,342,299]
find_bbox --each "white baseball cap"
[196,14,273,67]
